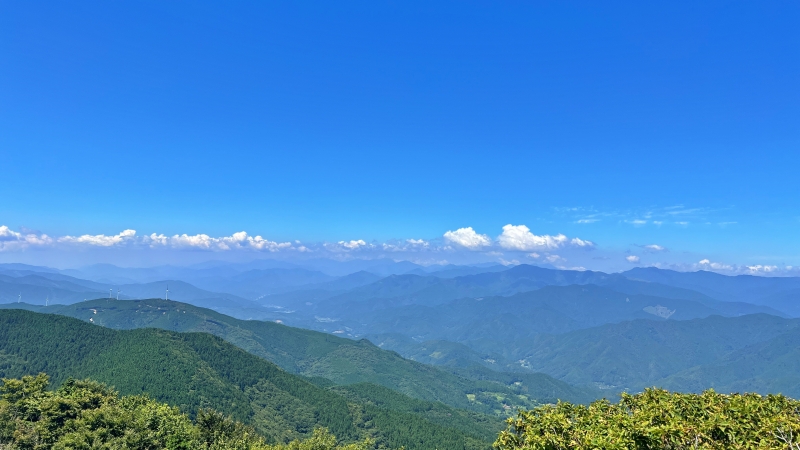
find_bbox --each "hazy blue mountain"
[0,262,62,274]
[623,267,800,309]
[518,314,800,390]
[308,285,731,360]
[62,263,168,284]
[310,270,383,290]
[757,288,800,317]
[0,274,106,304]
[366,312,800,397]
[0,270,108,290]
[0,272,262,312]
[197,268,336,299]
[599,277,784,317]
[424,264,509,278]
[116,280,260,309]
[287,258,425,277]
[659,324,800,397]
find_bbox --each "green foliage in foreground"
[495,388,800,450]
[0,309,494,449]
[0,374,371,450]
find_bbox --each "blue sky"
[1,1,798,272]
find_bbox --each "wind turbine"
[116,289,121,301]
[109,289,113,299]
[45,296,49,307]
[18,293,21,303]
[165,285,169,301]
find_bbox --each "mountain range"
[2,260,800,400]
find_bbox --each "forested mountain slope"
[660,325,800,397]
[518,314,800,390]
[313,284,749,359]
[0,309,498,449]
[0,299,598,412]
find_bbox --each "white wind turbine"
[117,289,121,300]
[165,284,169,301]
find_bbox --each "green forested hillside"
[0,374,371,450]
[519,314,800,391]
[1,299,596,412]
[0,309,495,449]
[660,326,800,397]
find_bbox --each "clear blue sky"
[1,1,798,270]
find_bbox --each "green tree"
[0,374,378,450]
[495,388,800,450]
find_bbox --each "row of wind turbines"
[16,292,49,306]
[15,285,171,306]
[107,285,170,301]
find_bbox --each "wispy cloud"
[558,204,732,229]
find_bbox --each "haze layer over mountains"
[3,259,800,399]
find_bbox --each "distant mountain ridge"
[4,260,800,403]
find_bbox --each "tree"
[495,388,800,450]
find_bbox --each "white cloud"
[144,231,292,252]
[575,218,599,224]
[339,239,367,249]
[58,229,136,247]
[167,233,215,249]
[443,227,492,249]
[546,254,564,263]
[497,225,567,251]
[626,255,640,263]
[746,265,779,274]
[0,226,54,251]
[626,220,647,226]
[324,239,372,252]
[499,258,519,266]
[698,259,733,271]
[643,244,666,252]
[406,239,429,247]
[570,237,594,248]
[244,235,293,251]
